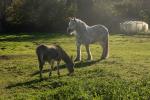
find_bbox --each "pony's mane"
[54,44,72,64]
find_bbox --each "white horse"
[120,21,149,34]
[67,18,109,61]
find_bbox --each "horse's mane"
[53,44,72,63]
[75,18,89,34]
[53,44,63,51]
[75,18,88,27]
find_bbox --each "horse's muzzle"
[67,28,73,34]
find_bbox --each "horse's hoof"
[101,55,109,60]
[74,58,81,62]
[53,67,57,70]
[100,58,105,60]
[86,58,92,62]
[85,59,91,62]
[100,57,107,60]
[40,78,43,81]
[57,73,60,77]
[49,75,52,78]
[67,73,74,76]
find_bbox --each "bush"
[5,0,76,32]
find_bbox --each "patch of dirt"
[0,54,34,60]
[1,47,6,50]
[0,55,10,60]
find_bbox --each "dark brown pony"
[36,44,74,80]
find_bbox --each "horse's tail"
[36,45,46,66]
[105,32,109,58]
[101,30,109,59]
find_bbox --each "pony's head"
[67,17,77,35]
[66,55,74,75]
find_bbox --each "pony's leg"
[74,43,81,62]
[48,61,54,78]
[100,38,109,59]
[37,54,45,80]
[85,44,92,61]
[56,61,60,76]
[39,61,45,80]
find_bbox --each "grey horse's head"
[67,17,77,35]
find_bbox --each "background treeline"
[0,0,150,33]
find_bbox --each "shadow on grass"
[0,33,68,42]
[6,59,102,89]
[1,32,150,42]
[119,32,150,38]
[6,78,48,89]
[75,59,102,68]
[31,59,102,77]
[0,54,34,60]
[6,77,66,89]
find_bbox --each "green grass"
[0,32,150,100]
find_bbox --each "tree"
[4,0,76,32]
[0,0,12,32]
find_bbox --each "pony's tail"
[36,45,46,66]
[36,50,43,66]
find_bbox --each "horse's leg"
[85,44,92,61]
[37,54,45,80]
[56,61,60,76]
[74,43,81,62]
[100,37,109,59]
[39,61,44,80]
[48,60,54,78]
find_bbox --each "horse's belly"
[78,37,97,45]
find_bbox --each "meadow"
[0,32,150,100]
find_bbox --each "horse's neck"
[61,50,72,65]
[76,22,88,36]
[76,23,91,42]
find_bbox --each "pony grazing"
[67,17,109,61]
[36,44,74,80]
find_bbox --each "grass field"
[0,32,150,100]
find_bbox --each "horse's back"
[89,24,108,35]
[36,45,61,61]
[36,45,48,55]
[87,24,109,40]
[80,24,108,44]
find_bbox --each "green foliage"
[1,0,150,32]
[0,33,150,99]
[114,0,150,21]
[4,0,76,32]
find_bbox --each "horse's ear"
[73,17,76,21]
[68,17,74,20]
[68,17,70,20]
[73,17,77,23]
[68,17,71,21]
